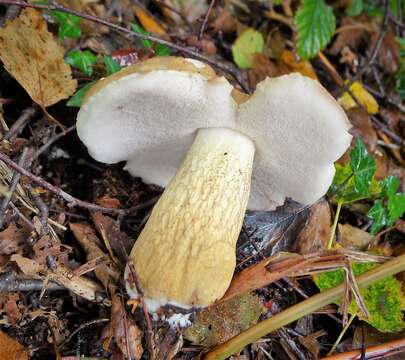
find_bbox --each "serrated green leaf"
[367,200,388,234]
[380,176,400,199]
[66,50,97,77]
[66,81,96,107]
[314,261,405,332]
[350,138,377,195]
[387,193,405,224]
[232,28,264,69]
[103,55,121,75]
[347,0,363,16]
[51,10,81,40]
[131,23,153,49]
[295,0,336,59]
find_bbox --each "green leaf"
[51,10,81,40]
[387,193,405,224]
[155,43,171,56]
[350,138,377,196]
[66,50,97,77]
[231,28,264,69]
[131,23,153,49]
[380,176,400,199]
[295,0,336,59]
[330,163,380,204]
[314,261,405,332]
[367,200,388,234]
[347,0,363,16]
[103,55,121,75]
[66,81,96,107]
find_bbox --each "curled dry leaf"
[70,222,120,290]
[183,293,264,347]
[111,294,143,360]
[0,331,28,360]
[0,222,30,256]
[347,108,377,152]
[33,235,71,267]
[0,8,77,107]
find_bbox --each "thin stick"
[0,0,249,93]
[199,0,215,40]
[3,106,37,141]
[204,253,405,360]
[33,125,76,160]
[328,201,342,249]
[0,147,30,228]
[327,313,356,356]
[0,151,126,215]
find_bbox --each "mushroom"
[76,56,352,311]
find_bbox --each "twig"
[326,313,356,356]
[351,0,389,83]
[321,337,405,360]
[0,151,126,215]
[9,201,35,229]
[0,271,63,291]
[58,318,109,349]
[33,125,76,160]
[3,106,37,141]
[198,0,215,40]
[0,0,250,93]
[0,147,31,228]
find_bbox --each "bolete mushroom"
[76,56,352,311]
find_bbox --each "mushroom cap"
[77,57,351,210]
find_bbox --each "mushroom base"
[125,127,255,311]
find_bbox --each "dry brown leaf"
[338,223,373,250]
[0,8,77,107]
[0,331,28,360]
[0,222,30,255]
[295,200,331,254]
[111,294,143,360]
[371,30,401,74]
[11,254,46,277]
[33,235,70,266]
[5,294,22,326]
[70,222,120,290]
[347,108,377,152]
[330,17,366,55]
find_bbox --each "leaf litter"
[0,0,404,359]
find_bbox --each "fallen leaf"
[339,81,379,114]
[248,53,285,89]
[0,223,30,255]
[211,7,237,33]
[70,222,120,290]
[347,108,377,152]
[5,294,22,326]
[111,294,143,359]
[338,223,373,250]
[280,50,318,79]
[295,200,331,254]
[92,213,132,266]
[183,293,263,347]
[232,28,264,69]
[11,254,46,277]
[371,30,401,74]
[330,17,366,55]
[33,235,70,267]
[157,0,208,23]
[0,331,28,360]
[133,5,167,35]
[0,8,77,107]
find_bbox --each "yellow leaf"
[0,8,77,107]
[133,5,166,35]
[338,81,379,115]
[280,50,318,80]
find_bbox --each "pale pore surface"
[126,128,255,308]
[77,70,236,165]
[237,74,352,210]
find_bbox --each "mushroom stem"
[125,127,255,311]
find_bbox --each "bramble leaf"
[350,138,377,196]
[314,262,405,332]
[66,50,97,77]
[295,0,336,59]
[387,193,405,224]
[232,28,264,69]
[367,200,388,234]
[380,176,400,199]
[51,11,81,40]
